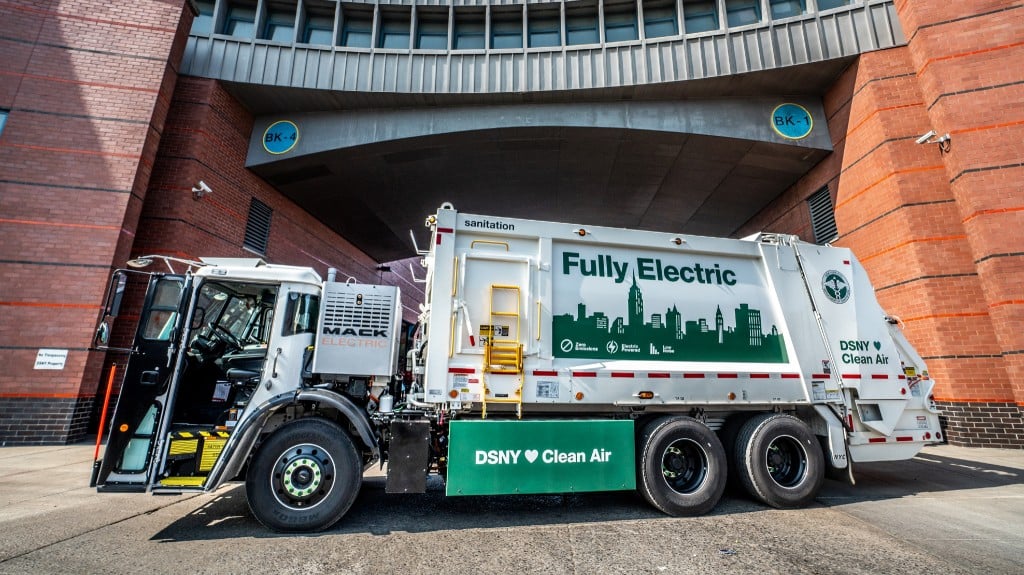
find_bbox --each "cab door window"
[141,278,184,340]
[282,292,319,336]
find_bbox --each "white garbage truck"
[91,203,942,531]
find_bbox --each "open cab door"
[96,273,192,492]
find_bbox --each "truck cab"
[95,258,323,493]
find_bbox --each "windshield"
[195,282,276,346]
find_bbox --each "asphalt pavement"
[0,442,1021,574]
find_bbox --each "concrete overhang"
[245,98,832,262]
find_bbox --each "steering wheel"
[212,324,243,350]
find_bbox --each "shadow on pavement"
[818,452,1022,504]
[150,452,1021,542]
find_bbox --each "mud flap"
[386,420,431,494]
[813,405,848,470]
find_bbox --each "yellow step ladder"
[482,284,524,419]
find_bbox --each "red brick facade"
[0,1,420,444]
[134,77,423,300]
[0,1,1020,446]
[743,2,1024,447]
[0,0,193,443]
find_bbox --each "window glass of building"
[643,0,678,38]
[263,6,296,42]
[0,109,8,137]
[682,0,718,33]
[528,6,561,48]
[191,1,215,35]
[341,6,373,48]
[416,11,449,49]
[725,0,761,27]
[223,3,257,38]
[492,8,524,49]
[378,9,411,49]
[604,0,639,42]
[566,3,599,46]
[769,0,805,19]
[454,9,485,49]
[816,0,851,10]
[303,13,335,45]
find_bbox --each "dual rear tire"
[733,413,825,509]
[636,413,825,516]
[637,416,728,516]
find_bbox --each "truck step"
[485,397,522,404]
[159,476,206,487]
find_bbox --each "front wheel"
[734,413,825,508]
[246,418,362,532]
[637,416,727,517]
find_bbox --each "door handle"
[272,347,282,378]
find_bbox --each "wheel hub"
[271,443,335,509]
[282,458,322,498]
[661,439,708,494]
[765,435,807,488]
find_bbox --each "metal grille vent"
[243,198,272,255]
[808,186,838,245]
[322,290,395,332]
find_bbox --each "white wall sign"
[34,349,68,370]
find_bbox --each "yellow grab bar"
[452,256,458,296]
[536,300,542,340]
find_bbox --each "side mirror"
[105,271,128,318]
[95,321,111,346]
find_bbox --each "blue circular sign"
[771,103,813,140]
[263,120,299,155]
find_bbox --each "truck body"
[92,204,942,531]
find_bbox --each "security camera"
[191,180,212,199]
[915,130,936,145]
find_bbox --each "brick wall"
[741,2,1024,447]
[896,0,1024,445]
[86,76,426,426]
[134,76,425,315]
[0,0,192,444]
[937,401,1024,449]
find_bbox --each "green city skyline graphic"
[553,275,789,362]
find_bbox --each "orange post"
[92,364,118,462]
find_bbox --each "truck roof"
[193,257,322,285]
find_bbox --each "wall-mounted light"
[192,180,212,200]
[915,130,951,153]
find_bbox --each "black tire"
[246,418,362,532]
[637,416,727,517]
[734,413,825,509]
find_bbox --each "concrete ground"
[0,442,1021,574]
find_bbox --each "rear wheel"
[637,416,727,516]
[734,413,824,508]
[246,418,362,532]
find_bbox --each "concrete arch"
[247,100,831,261]
[247,99,830,166]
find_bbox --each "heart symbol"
[873,341,882,351]
[525,449,539,463]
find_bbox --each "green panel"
[446,420,635,496]
[552,246,789,363]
